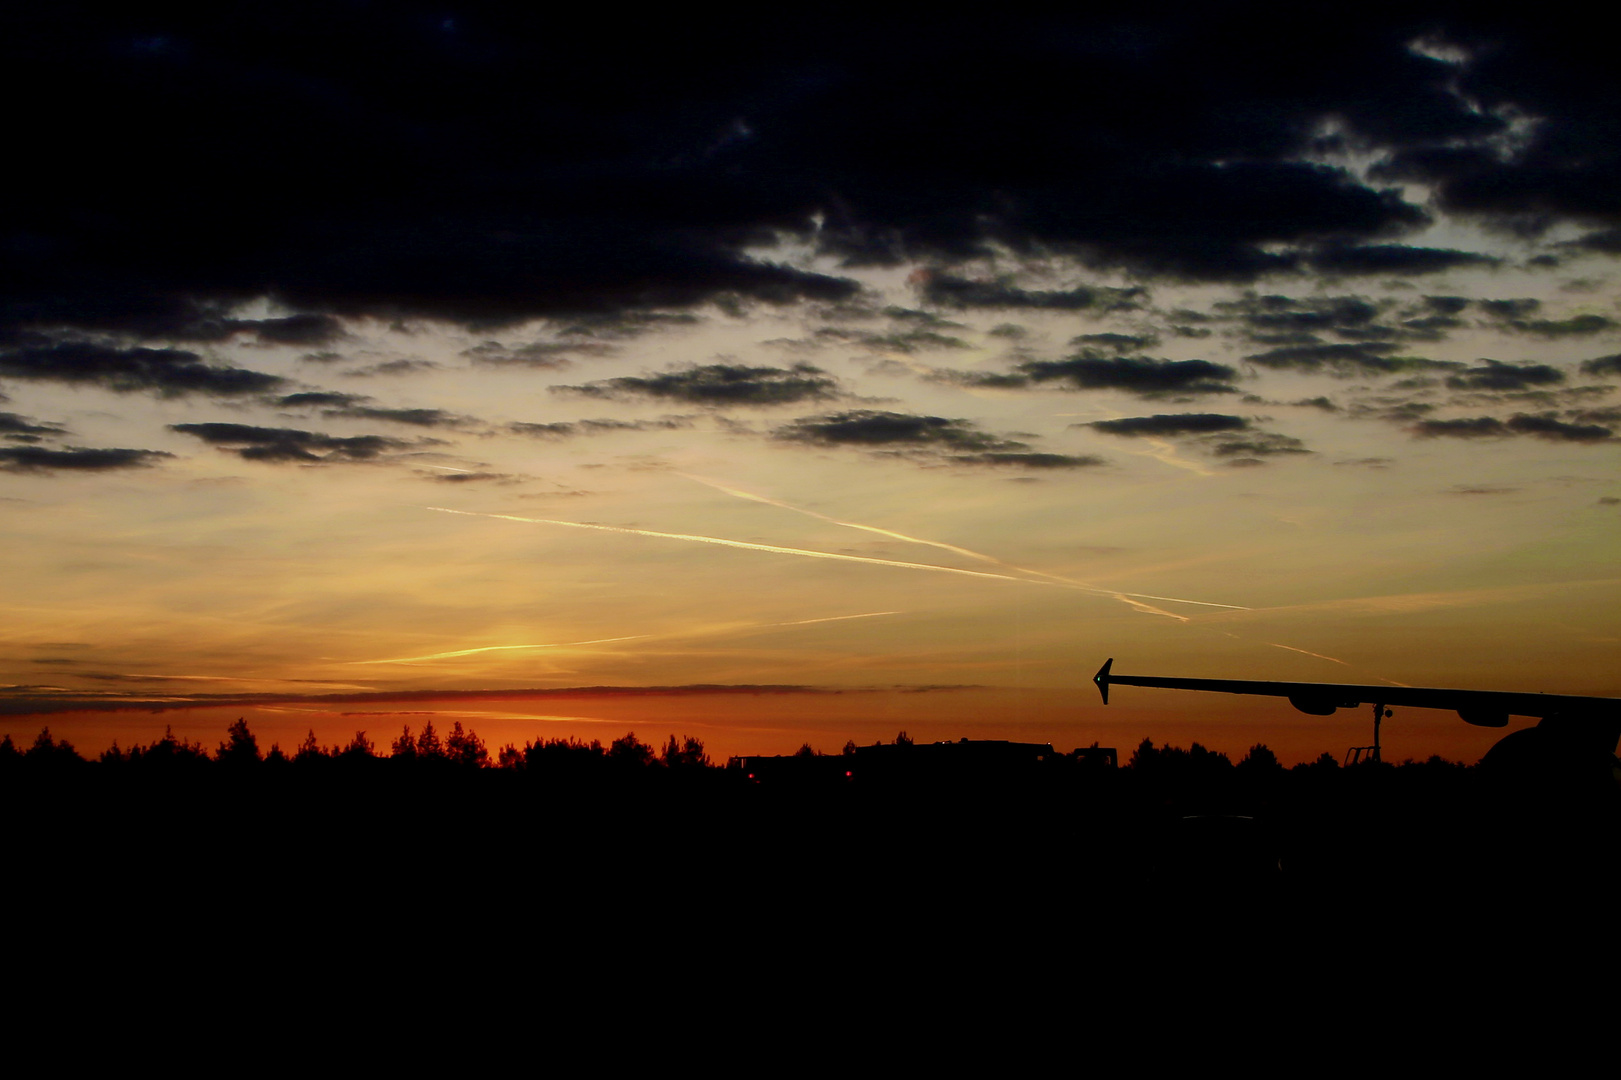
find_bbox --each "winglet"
[1094,657,1113,705]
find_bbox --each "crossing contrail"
[675,474,1248,616]
[426,506,1062,586]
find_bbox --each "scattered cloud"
[1444,360,1565,391]
[509,417,692,439]
[0,446,173,473]
[169,422,430,462]
[1086,413,1251,437]
[0,412,69,442]
[918,273,1143,312]
[1305,244,1500,276]
[554,363,845,406]
[462,341,613,367]
[774,409,1098,469]
[1411,413,1613,442]
[342,359,440,377]
[1244,342,1456,376]
[0,342,284,397]
[776,410,1020,451]
[1017,356,1239,397]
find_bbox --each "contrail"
[676,474,1247,615]
[426,507,1069,586]
[771,611,902,626]
[352,635,647,665]
[1264,642,1350,665]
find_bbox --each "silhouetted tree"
[445,721,488,767]
[842,740,857,756]
[608,731,655,769]
[1128,738,1158,770]
[794,742,818,758]
[27,727,83,766]
[134,727,210,771]
[1237,743,1282,774]
[660,735,710,769]
[496,743,523,770]
[522,736,606,774]
[416,721,445,759]
[390,725,417,761]
[340,730,376,760]
[294,729,325,763]
[894,731,913,748]
[217,718,262,766]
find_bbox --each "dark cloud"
[926,369,1034,390]
[773,410,1104,468]
[1217,294,1397,344]
[812,327,971,353]
[1578,354,1621,377]
[881,306,965,329]
[275,391,476,428]
[1086,413,1250,437]
[321,406,474,428]
[276,391,364,408]
[1508,315,1617,337]
[509,418,691,439]
[1017,356,1239,396]
[776,410,1021,451]
[947,451,1103,469]
[3,8,1617,346]
[554,363,843,406]
[1244,342,1455,376]
[772,409,1100,468]
[1412,414,1612,442]
[342,359,440,377]
[1501,413,1613,442]
[462,341,613,367]
[1204,433,1310,458]
[0,412,68,440]
[251,314,346,346]
[0,446,173,473]
[169,422,423,462]
[1070,332,1159,353]
[0,342,284,397]
[1480,300,1618,337]
[417,470,524,484]
[1479,299,1541,320]
[554,312,704,340]
[1306,244,1500,275]
[1444,360,1566,391]
[919,274,1143,312]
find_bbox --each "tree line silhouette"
[0,719,717,777]
[3,718,1615,903]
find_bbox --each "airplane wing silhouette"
[1092,657,1619,727]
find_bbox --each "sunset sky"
[3,5,1617,764]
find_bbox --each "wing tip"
[1094,657,1113,705]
